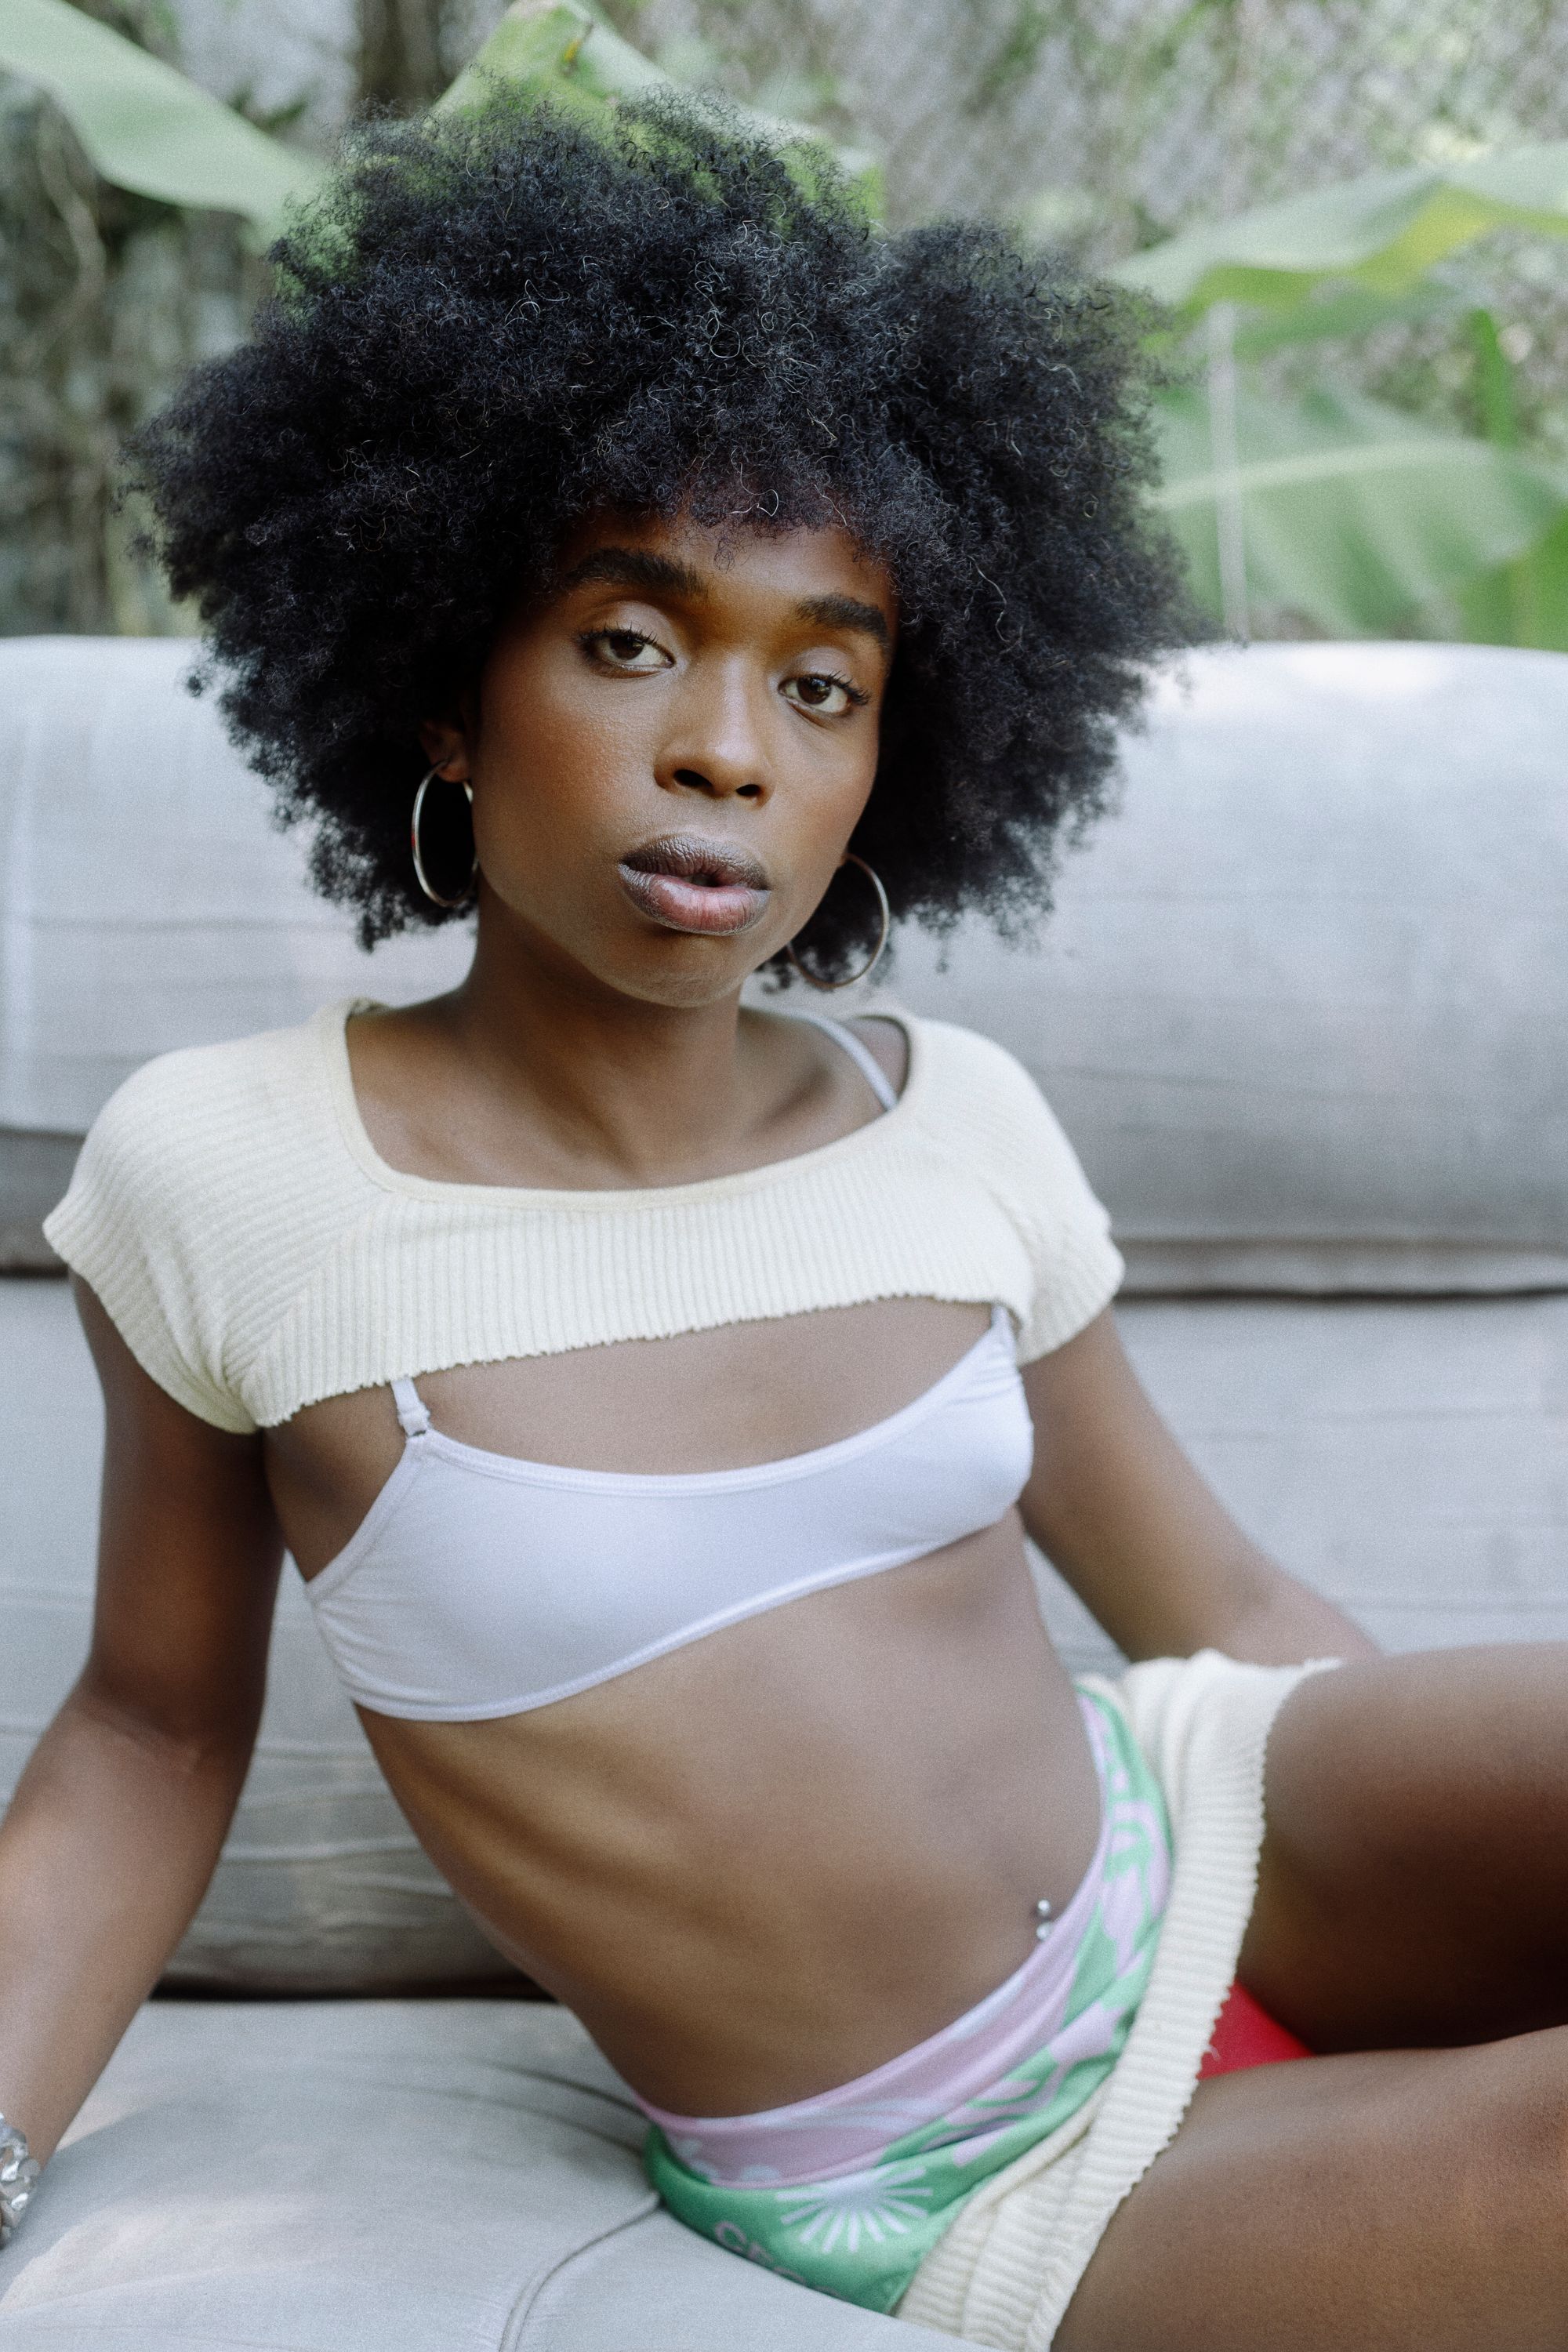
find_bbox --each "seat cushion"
[1036,1291,1568,1679]
[0,2001,952,2350]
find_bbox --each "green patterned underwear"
[642,1684,1172,2313]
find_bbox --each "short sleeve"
[1009,1084,1124,1361]
[916,1021,1123,1363]
[43,1054,258,1434]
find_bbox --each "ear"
[417,715,471,780]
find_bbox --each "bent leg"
[1057,2027,1568,2352]
[1240,1644,1568,2050]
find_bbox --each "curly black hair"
[129,91,1192,972]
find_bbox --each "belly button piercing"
[1034,1896,1053,1941]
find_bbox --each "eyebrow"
[557,548,707,599]
[794,592,891,649]
[558,548,892,650]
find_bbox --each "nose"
[658,660,771,805]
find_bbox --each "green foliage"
[437,1,882,216]
[9,0,1568,652]
[1127,151,1568,641]
[1459,510,1568,652]
[1117,143,1568,313]
[1152,379,1566,636]
[0,0,324,241]
[0,69,258,633]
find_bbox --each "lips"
[618,833,771,938]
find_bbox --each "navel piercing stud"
[1034,1896,1053,1943]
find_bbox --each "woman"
[2,95,1565,2352]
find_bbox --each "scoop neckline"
[318,996,924,1209]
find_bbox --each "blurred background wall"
[5,0,1568,643]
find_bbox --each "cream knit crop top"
[43,1000,1123,1435]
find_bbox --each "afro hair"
[129,91,1192,973]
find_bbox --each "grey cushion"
[6,634,1567,1290]
[0,636,470,1137]
[0,635,467,1268]
[1042,1290,1568,1679]
[0,1133,77,1275]
[0,2000,953,2349]
[878,640,1568,1292]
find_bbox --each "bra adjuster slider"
[391,1377,433,1439]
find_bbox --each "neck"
[430,901,787,1189]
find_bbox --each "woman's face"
[420,509,898,1006]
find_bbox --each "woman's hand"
[1019,1309,1376,1668]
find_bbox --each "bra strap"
[789,1011,899,1113]
[390,1376,431,1439]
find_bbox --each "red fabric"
[1198,1982,1311,2078]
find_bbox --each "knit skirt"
[896,1647,1338,2351]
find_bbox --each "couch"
[1,633,1564,2347]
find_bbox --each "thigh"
[1240,1645,1568,2050]
[1057,2028,1568,2352]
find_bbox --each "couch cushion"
[8,1272,1566,1993]
[0,635,467,1267]
[0,2000,951,2350]
[1041,1291,1568,1679]
[1,636,470,1137]
[0,1133,77,1274]
[878,640,1568,1292]
[7,635,1566,1291]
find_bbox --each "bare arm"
[0,1282,281,2163]
[1021,1308,1376,1668]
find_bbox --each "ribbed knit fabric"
[896,1650,1341,2350]
[42,1002,1123,1434]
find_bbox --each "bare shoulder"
[848,1014,911,1098]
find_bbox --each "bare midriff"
[264,1300,1101,2116]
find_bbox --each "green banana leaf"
[1120,143,1568,314]
[1455,307,1568,648]
[1461,510,1568,651]
[1152,381,1568,636]
[0,0,324,240]
[1231,282,1467,360]
[437,0,882,216]
[436,0,666,118]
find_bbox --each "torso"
[261,1008,1101,2114]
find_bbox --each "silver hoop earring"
[410,767,477,909]
[786,854,891,992]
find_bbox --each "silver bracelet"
[0,2117,41,2248]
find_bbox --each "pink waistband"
[640,1696,1135,2186]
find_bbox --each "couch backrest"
[874,639,1568,1292]
[5,632,1564,1290]
[2,635,474,1133]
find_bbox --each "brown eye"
[782,672,863,717]
[583,628,670,673]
